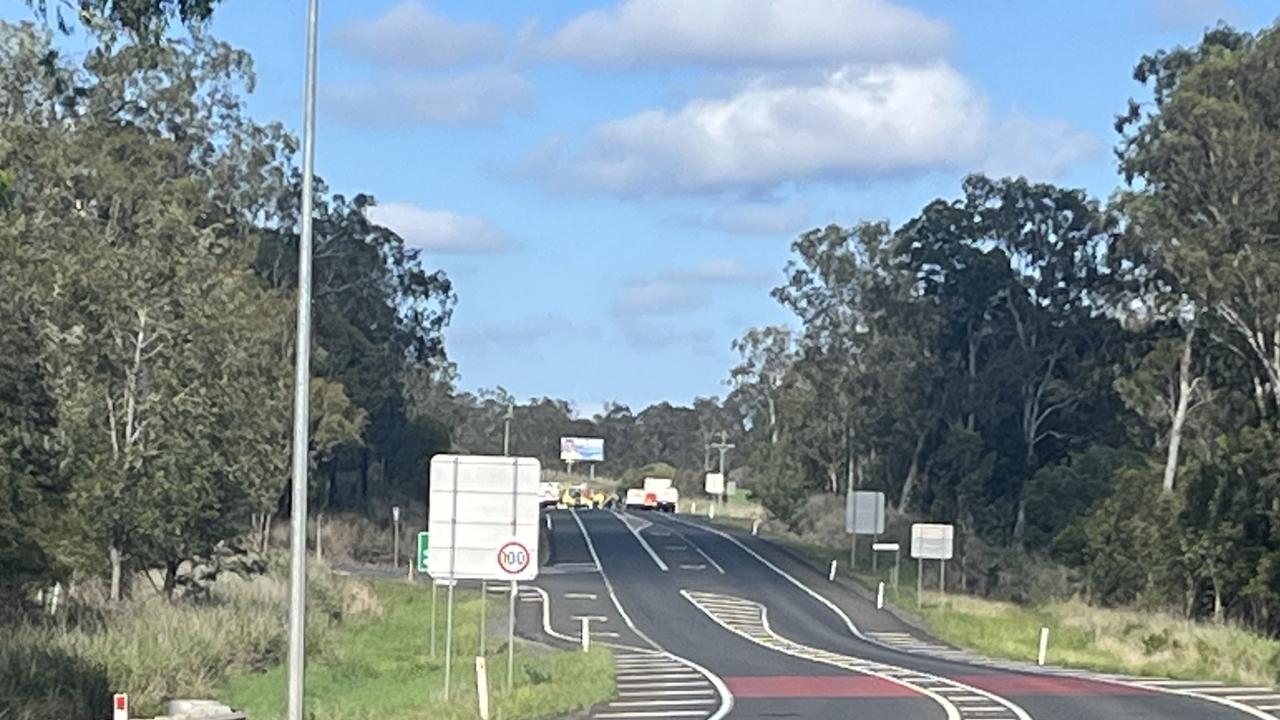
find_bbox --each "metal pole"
[444,583,455,699]
[850,534,857,571]
[940,560,946,596]
[285,2,320,717]
[480,581,487,656]
[871,534,879,574]
[506,581,516,691]
[430,582,438,657]
[393,516,400,570]
[503,403,513,456]
[894,550,900,593]
[916,558,923,609]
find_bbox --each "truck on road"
[625,477,678,512]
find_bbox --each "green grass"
[219,582,614,720]
[711,514,1280,688]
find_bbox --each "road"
[524,507,1280,720]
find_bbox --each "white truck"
[625,477,678,512]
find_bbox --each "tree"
[27,0,225,39]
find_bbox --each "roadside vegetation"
[219,582,614,720]
[724,499,1280,687]
[0,560,377,720]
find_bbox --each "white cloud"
[335,1,504,68]
[1145,0,1239,31]
[613,258,767,318]
[529,63,987,195]
[523,63,1100,196]
[367,202,513,254]
[324,69,533,127]
[536,0,950,67]
[452,313,598,349]
[614,279,705,317]
[676,258,770,285]
[981,116,1104,181]
[701,201,810,235]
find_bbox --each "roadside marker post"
[751,519,760,536]
[113,693,128,720]
[828,560,838,582]
[475,657,490,720]
[877,582,885,609]
[392,505,401,570]
[580,617,591,652]
[709,503,716,520]
[1038,627,1050,666]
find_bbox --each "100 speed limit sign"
[497,541,531,576]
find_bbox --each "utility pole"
[502,403,513,456]
[285,1,320,718]
[708,431,735,475]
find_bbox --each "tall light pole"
[286,1,320,719]
[503,403,514,456]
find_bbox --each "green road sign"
[416,531,430,573]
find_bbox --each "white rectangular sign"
[560,437,604,462]
[705,472,725,496]
[428,454,541,582]
[846,490,886,535]
[726,480,738,497]
[910,523,954,560]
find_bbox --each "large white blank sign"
[428,455,541,582]
[910,523,954,560]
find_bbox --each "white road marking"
[565,592,599,600]
[686,590,1034,720]
[570,511,732,720]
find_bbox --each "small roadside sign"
[910,523,954,560]
[705,472,725,496]
[846,490,886,535]
[726,480,738,497]
[416,531,430,573]
[113,694,128,720]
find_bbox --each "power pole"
[708,431,735,476]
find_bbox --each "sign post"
[428,455,541,696]
[846,491,886,572]
[910,523,954,608]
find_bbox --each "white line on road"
[570,510,733,720]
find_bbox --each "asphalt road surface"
[525,507,1280,720]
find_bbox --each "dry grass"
[0,562,381,720]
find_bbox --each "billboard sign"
[910,523,955,560]
[846,490,886,535]
[705,472,725,496]
[427,454,541,582]
[560,437,605,462]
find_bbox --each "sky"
[12,0,1278,416]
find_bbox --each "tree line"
[0,17,454,608]
[720,24,1280,632]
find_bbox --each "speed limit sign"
[497,541,531,576]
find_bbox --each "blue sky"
[15,0,1278,415]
